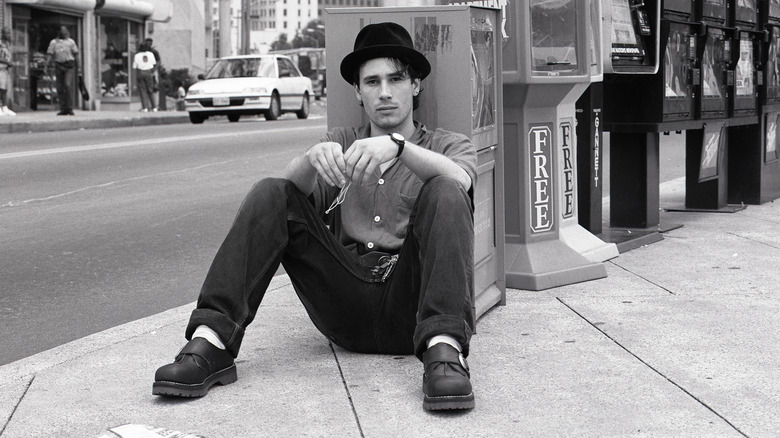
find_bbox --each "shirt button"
[367,242,374,249]
[374,216,381,222]
[378,179,385,185]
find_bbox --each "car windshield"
[206,58,276,79]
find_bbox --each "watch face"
[391,133,404,143]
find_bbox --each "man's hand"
[344,136,398,185]
[306,141,348,187]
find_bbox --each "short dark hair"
[353,57,424,110]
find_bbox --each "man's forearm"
[282,153,319,195]
[400,142,472,191]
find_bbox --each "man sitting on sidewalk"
[153,22,478,411]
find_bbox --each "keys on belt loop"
[376,254,399,282]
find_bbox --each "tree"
[302,19,325,48]
[271,33,293,51]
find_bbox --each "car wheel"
[296,93,310,119]
[227,114,241,122]
[265,92,281,120]
[189,112,206,124]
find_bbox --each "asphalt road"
[0,115,328,366]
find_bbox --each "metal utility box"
[324,5,506,320]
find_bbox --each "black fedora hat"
[340,22,431,85]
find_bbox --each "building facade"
[0,0,205,112]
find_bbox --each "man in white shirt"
[133,43,157,112]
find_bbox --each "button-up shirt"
[312,122,477,253]
[46,37,78,63]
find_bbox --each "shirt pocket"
[392,179,422,238]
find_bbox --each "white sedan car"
[185,55,314,124]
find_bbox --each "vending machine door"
[700,0,728,24]
[662,21,697,120]
[763,26,780,104]
[529,0,584,76]
[603,0,660,74]
[733,0,758,28]
[698,27,730,118]
[733,31,758,116]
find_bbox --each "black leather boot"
[422,343,475,410]
[153,338,237,397]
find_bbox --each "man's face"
[355,57,420,133]
[59,27,69,39]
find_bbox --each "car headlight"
[244,87,268,94]
[186,89,203,96]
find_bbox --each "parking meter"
[325,5,506,319]
[502,0,609,290]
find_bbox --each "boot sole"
[153,364,237,397]
[423,393,475,410]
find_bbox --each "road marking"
[0,123,326,161]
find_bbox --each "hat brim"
[340,44,431,85]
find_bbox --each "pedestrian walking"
[0,27,15,116]
[133,43,157,112]
[45,26,79,116]
[153,22,478,411]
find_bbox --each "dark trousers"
[55,62,75,112]
[186,176,475,360]
[137,70,154,110]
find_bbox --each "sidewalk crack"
[558,298,748,437]
[608,261,676,295]
[0,375,35,437]
[329,343,365,438]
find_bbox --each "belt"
[356,251,399,282]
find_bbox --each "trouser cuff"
[413,314,472,361]
[186,308,244,358]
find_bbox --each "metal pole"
[218,0,231,57]
[241,0,249,54]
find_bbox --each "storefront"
[95,0,153,110]
[6,0,94,112]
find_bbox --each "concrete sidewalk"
[0,109,190,134]
[1,176,778,437]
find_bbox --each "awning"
[96,0,154,18]
[6,0,96,14]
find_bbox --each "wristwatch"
[389,133,405,158]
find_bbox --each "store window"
[11,6,79,111]
[98,16,143,102]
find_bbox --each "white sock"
[426,334,462,352]
[193,325,226,350]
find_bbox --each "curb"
[0,115,191,134]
